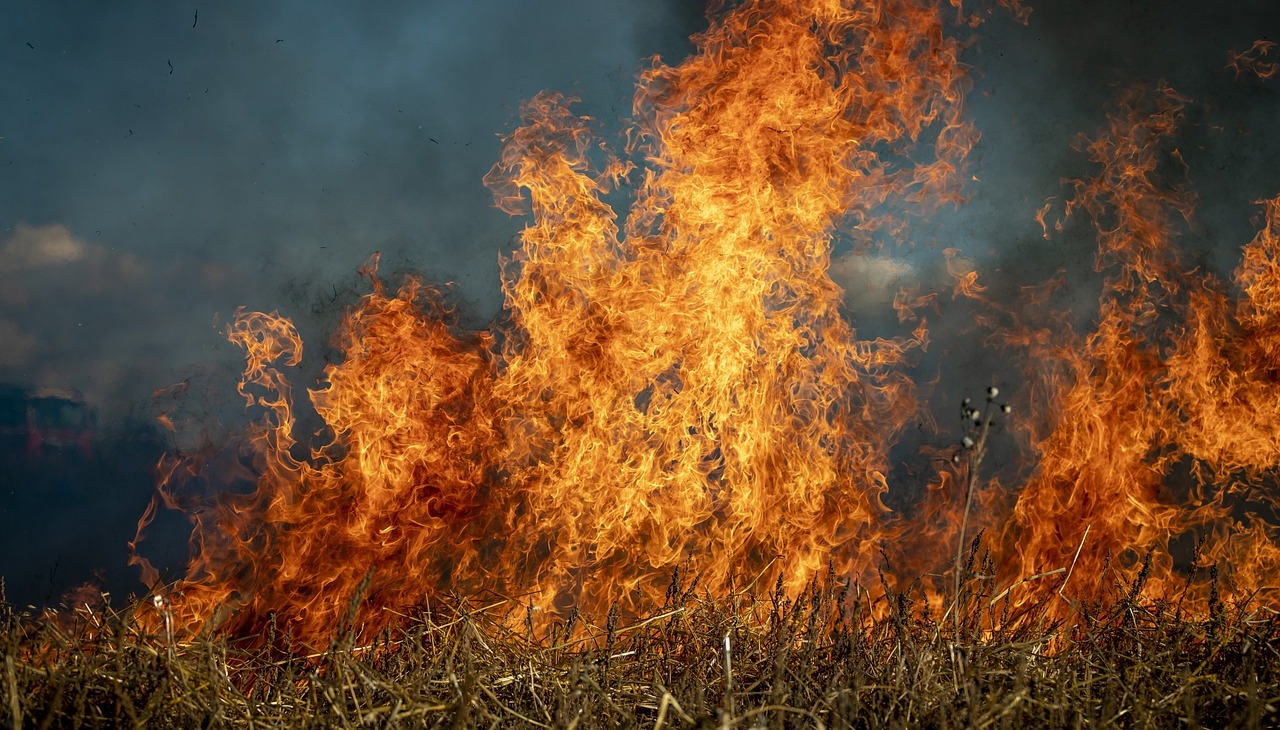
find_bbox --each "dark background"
[1,0,1278,607]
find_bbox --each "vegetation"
[2,552,1276,729]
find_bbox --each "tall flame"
[133,0,1003,642]
[130,0,1280,646]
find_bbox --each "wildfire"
[992,84,1280,615]
[130,0,1280,645]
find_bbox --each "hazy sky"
[1,0,1278,424]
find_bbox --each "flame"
[1000,84,1280,614]
[130,0,1280,646]
[1228,40,1279,81]
[133,0,1017,642]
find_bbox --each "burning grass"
[120,0,1280,646]
[12,0,1280,725]
[4,557,1277,729]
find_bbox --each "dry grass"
[2,556,1277,729]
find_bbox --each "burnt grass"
[1,555,1277,729]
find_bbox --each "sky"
[1,0,1279,601]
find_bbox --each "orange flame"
[133,0,1010,643]
[1001,84,1280,615]
[130,0,1280,646]
[1228,40,1279,81]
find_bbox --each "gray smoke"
[0,1,703,413]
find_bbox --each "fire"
[1228,40,1279,81]
[129,0,1280,645]
[999,84,1280,614]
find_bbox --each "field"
[3,555,1277,729]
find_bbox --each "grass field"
[3,553,1277,729]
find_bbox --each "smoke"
[954,0,1280,286]
[860,0,1280,430]
[0,0,707,413]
